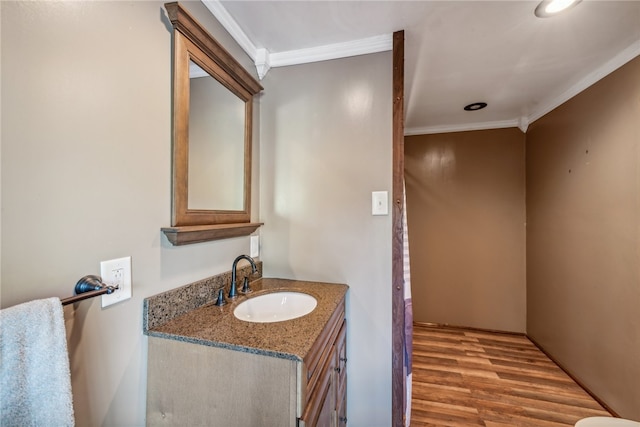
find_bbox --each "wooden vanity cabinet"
[146,298,347,427]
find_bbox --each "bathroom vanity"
[144,277,348,427]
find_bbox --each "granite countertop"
[144,278,348,361]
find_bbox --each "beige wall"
[1,2,259,425]
[260,54,393,426]
[526,56,640,419]
[405,129,527,332]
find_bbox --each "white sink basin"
[233,292,317,323]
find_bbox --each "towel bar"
[60,275,118,306]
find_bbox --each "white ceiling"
[209,0,640,134]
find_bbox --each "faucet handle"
[240,277,253,294]
[214,288,226,306]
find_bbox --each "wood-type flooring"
[411,324,612,426]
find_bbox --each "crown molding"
[201,1,392,79]
[405,119,522,136]
[254,48,271,80]
[517,116,529,133]
[269,34,393,68]
[527,39,640,125]
[406,40,639,137]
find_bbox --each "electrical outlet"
[101,256,132,307]
[250,235,260,258]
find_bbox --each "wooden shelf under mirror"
[161,223,263,246]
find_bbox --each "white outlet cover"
[101,256,132,308]
[250,235,260,258]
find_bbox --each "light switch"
[372,191,388,216]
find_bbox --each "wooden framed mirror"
[162,2,263,245]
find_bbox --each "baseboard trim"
[413,321,526,337]
[413,321,617,417]
[527,335,618,418]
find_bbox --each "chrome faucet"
[229,255,257,299]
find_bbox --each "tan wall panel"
[405,128,526,332]
[526,56,640,419]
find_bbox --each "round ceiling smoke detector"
[464,102,487,111]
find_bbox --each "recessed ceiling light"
[535,0,582,18]
[464,102,487,111]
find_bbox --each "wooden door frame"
[391,30,405,427]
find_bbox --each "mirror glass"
[187,60,245,211]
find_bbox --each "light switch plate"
[372,191,389,216]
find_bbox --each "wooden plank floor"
[411,324,612,426]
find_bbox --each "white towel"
[1,297,75,426]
